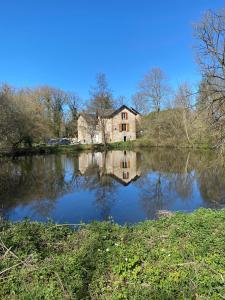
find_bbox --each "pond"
[0,149,224,224]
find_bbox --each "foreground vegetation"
[0,209,225,299]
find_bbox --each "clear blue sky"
[0,0,224,101]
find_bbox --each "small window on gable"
[121,112,126,120]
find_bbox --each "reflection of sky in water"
[1,150,225,224]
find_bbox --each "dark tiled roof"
[109,105,140,117]
[79,113,98,124]
[107,173,140,186]
[100,109,115,117]
[79,105,140,121]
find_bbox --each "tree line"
[0,85,82,149]
[0,7,224,150]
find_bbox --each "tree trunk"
[183,109,192,145]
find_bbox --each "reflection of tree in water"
[94,175,117,220]
[169,173,194,200]
[135,172,173,219]
[1,148,225,222]
[0,154,82,218]
[80,152,118,220]
[164,152,194,200]
[197,161,225,207]
[135,151,197,218]
[30,199,56,217]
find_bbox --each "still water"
[0,149,224,224]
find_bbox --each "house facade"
[78,150,141,185]
[77,105,140,144]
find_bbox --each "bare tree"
[35,86,66,137]
[0,84,50,149]
[137,68,171,113]
[194,8,225,147]
[194,8,225,84]
[131,92,149,115]
[65,92,82,137]
[88,73,114,112]
[114,95,126,109]
[79,114,98,144]
[175,83,193,145]
[88,73,114,147]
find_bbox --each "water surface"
[0,149,224,224]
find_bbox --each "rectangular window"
[121,112,128,120]
[123,171,129,180]
[122,161,128,168]
[122,124,126,131]
[121,160,130,168]
[121,112,126,120]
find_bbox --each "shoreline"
[0,140,214,157]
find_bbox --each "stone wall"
[110,108,137,142]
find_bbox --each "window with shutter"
[126,112,128,119]
[126,124,129,132]
[122,124,126,131]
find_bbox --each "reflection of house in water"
[78,151,141,185]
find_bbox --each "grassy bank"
[108,139,213,150]
[0,139,214,158]
[0,137,214,157]
[0,209,225,299]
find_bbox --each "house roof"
[79,105,140,122]
[100,109,115,118]
[109,105,140,118]
[107,173,140,186]
[79,113,98,125]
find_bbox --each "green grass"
[0,138,213,157]
[108,139,213,150]
[1,208,225,299]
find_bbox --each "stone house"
[77,105,140,144]
[78,150,141,186]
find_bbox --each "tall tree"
[88,73,114,113]
[194,8,225,147]
[194,8,225,84]
[0,84,49,149]
[131,92,149,115]
[88,73,114,147]
[175,83,193,145]
[65,92,82,137]
[36,86,66,137]
[136,68,171,113]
